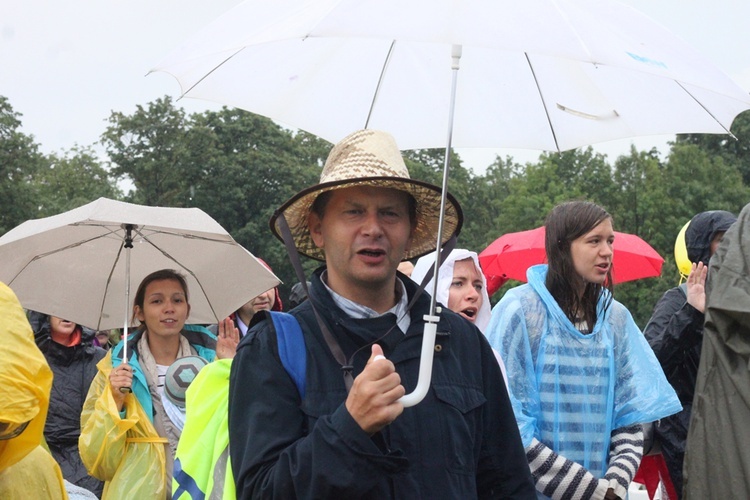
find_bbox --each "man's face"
[309,186,413,299]
[238,289,276,318]
[95,331,110,345]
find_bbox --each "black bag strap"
[277,214,354,392]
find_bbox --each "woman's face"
[49,316,76,336]
[134,278,190,338]
[447,258,484,324]
[710,230,726,257]
[570,218,614,285]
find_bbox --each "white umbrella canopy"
[0,197,280,331]
[153,0,750,152]
[153,0,750,406]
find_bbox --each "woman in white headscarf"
[411,249,506,383]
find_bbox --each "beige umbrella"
[0,197,279,359]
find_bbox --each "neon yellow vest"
[172,359,235,500]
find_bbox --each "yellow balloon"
[674,220,692,276]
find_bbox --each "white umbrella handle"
[398,314,440,407]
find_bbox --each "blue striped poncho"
[485,265,681,478]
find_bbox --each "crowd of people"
[1,128,747,499]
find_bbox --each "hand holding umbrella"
[109,364,133,408]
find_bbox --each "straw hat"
[270,129,463,261]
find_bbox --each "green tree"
[185,109,327,301]
[0,96,46,234]
[34,147,121,217]
[675,110,750,184]
[102,97,193,206]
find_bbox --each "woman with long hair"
[79,269,238,499]
[485,201,681,500]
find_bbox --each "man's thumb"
[370,343,386,363]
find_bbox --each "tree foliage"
[35,147,121,217]
[2,93,749,327]
[0,97,45,234]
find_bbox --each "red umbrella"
[479,227,664,296]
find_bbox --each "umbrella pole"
[399,45,462,408]
[120,225,134,393]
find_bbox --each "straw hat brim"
[270,176,463,261]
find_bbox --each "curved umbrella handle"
[398,313,440,407]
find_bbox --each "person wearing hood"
[411,249,508,384]
[0,283,67,499]
[643,210,736,498]
[28,311,106,497]
[683,203,750,499]
[411,249,492,331]
[485,201,682,500]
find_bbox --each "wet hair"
[544,201,614,327]
[131,269,189,326]
[310,188,418,228]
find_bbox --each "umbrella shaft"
[429,44,462,315]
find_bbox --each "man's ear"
[308,211,325,249]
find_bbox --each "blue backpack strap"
[270,311,306,399]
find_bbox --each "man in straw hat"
[228,129,534,498]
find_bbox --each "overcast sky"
[4,0,750,171]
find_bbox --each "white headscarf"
[411,249,507,385]
[411,249,492,333]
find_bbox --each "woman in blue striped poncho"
[485,201,681,500]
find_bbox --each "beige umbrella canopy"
[0,197,279,332]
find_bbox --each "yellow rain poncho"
[78,352,168,499]
[0,282,67,498]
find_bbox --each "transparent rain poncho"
[485,265,681,477]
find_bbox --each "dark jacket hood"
[685,210,737,265]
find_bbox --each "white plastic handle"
[398,314,439,407]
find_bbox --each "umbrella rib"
[96,242,126,332]
[8,230,121,286]
[128,226,236,243]
[139,234,221,321]
[180,48,246,97]
[675,81,737,138]
[365,40,396,129]
[524,53,561,153]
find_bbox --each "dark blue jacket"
[29,311,106,497]
[229,267,535,499]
